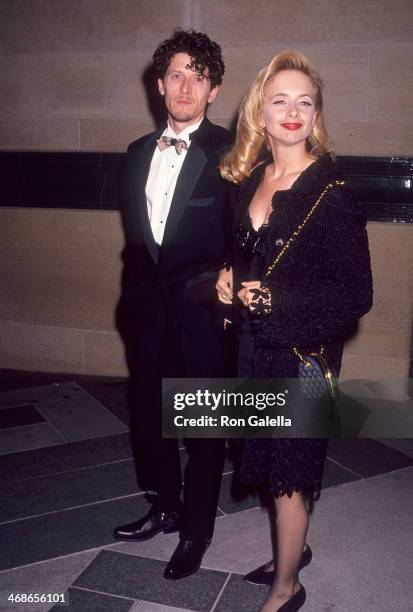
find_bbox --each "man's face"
[158,52,219,128]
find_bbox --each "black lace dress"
[232,155,373,500]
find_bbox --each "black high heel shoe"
[276,585,306,611]
[244,545,312,585]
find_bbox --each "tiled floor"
[0,369,412,612]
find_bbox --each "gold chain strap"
[293,347,310,366]
[293,345,325,367]
[264,180,345,278]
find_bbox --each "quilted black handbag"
[294,347,337,400]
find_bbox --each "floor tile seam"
[70,586,196,612]
[43,553,104,609]
[215,505,265,521]
[83,547,165,563]
[0,401,35,410]
[1,430,132,460]
[0,404,46,425]
[90,547,237,578]
[74,385,130,427]
[34,408,128,441]
[0,537,244,582]
[216,506,228,516]
[69,584,135,603]
[0,466,234,488]
[0,395,80,406]
[325,456,364,479]
[1,457,136,485]
[209,572,232,612]
[201,562,240,575]
[0,420,65,436]
[0,548,101,576]
[375,440,413,461]
[0,492,141,525]
[329,461,413,486]
[363,462,413,480]
[131,599,195,612]
[30,406,70,443]
[0,444,62,459]
[0,390,100,409]
[0,393,76,405]
[321,463,413,495]
[0,390,91,410]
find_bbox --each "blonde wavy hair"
[220,51,334,184]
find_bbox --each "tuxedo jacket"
[117,117,232,339]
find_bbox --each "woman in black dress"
[217,51,373,611]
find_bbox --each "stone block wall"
[0,0,412,154]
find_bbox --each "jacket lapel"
[133,130,162,263]
[161,120,210,249]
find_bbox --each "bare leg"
[260,491,308,612]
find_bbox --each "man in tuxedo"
[114,30,232,580]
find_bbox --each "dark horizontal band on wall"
[0,152,412,223]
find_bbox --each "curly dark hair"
[153,29,225,88]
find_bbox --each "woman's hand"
[216,267,233,304]
[238,281,261,307]
[238,281,271,314]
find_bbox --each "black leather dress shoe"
[163,539,210,580]
[243,545,312,585]
[113,507,181,542]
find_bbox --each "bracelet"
[249,287,271,316]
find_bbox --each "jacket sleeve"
[257,185,373,349]
[220,181,238,270]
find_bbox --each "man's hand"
[216,267,233,304]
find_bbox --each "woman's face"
[261,69,317,149]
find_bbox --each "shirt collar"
[163,118,204,143]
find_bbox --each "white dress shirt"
[145,119,203,245]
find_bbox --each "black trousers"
[120,292,227,541]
